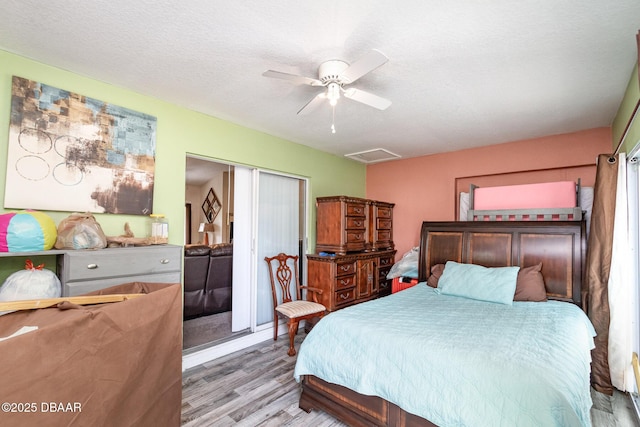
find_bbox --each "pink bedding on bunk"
[474,181,576,210]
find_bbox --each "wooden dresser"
[307,250,395,311]
[309,195,396,312]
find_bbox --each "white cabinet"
[56,245,182,296]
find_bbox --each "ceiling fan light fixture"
[263,49,390,115]
[327,82,341,106]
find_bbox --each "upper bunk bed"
[459,180,593,228]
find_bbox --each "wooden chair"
[264,253,326,356]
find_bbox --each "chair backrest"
[264,253,301,308]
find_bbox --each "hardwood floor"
[182,332,639,426]
[181,333,344,426]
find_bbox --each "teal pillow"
[436,261,519,305]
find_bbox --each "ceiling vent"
[345,148,401,164]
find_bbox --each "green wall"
[612,64,640,154]
[0,50,365,280]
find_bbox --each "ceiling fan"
[262,49,392,116]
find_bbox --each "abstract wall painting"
[5,76,157,215]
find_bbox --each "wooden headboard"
[418,221,587,306]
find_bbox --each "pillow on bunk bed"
[436,261,519,305]
[514,263,547,302]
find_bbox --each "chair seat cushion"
[276,300,325,318]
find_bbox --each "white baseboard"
[182,322,295,371]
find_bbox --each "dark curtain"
[585,154,618,395]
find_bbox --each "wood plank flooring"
[182,332,639,426]
[182,333,344,426]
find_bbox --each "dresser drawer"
[60,246,181,282]
[336,262,356,276]
[346,202,366,217]
[345,231,366,244]
[335,274,356,289]
[377,218,392,230]
[377,207,392,218]
[64,271,181,296]
[334,288,355,306]
[378,267,392,282]
[379,278,391,293]
[378,255,394,268]
[346,217,366,230]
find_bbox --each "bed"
[295,220,595,427]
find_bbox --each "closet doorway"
[183,155,308,353]
[184,157,237,350]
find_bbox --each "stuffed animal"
[0,210,57,252]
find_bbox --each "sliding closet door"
[255,172,305,327]
[231,165,252,332]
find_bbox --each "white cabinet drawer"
[63,271,181,296]
[59,246,181,283]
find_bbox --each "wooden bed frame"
[299,220,587,427]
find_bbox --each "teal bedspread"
[294,284,596,427]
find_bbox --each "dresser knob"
[160,258,170,264]
[87,264,98,269]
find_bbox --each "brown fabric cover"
[0,282,183,426]
[427,263,445,288]
[585,154,618,395]
[514,263,547,302]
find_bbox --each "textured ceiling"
[1,1,639,163]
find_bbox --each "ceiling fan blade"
[262,70,323,86]
[343,88,391,110]
[339,49,389,84]
[297,92,327,115]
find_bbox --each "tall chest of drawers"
[315,196,394,255]
[310,195,396,311]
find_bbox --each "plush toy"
[0,259,62,302]
[0,210,57,252]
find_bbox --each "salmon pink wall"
[366,127,612,260]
